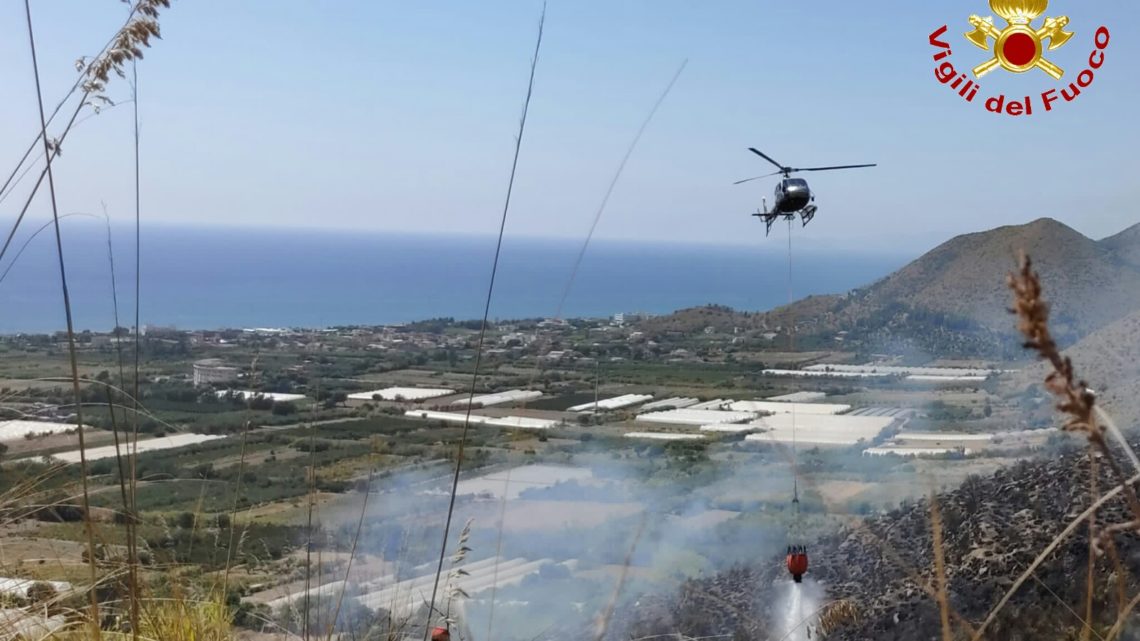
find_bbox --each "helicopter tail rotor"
[751,204,779,237]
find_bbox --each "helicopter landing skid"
[753,206,818,237]
[799,205,817,227]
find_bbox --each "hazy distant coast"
[1,223,905,334]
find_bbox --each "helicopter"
[735,147,876,236]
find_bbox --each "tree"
[272,401,297,416]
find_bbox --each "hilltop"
[616,442,1140,641]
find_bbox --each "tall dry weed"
[970,253,1140,640]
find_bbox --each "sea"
[0,222,910,334]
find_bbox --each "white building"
[347,387,454,402]
[192,359,240,386]
[0,420,80,442]
[451,390,542,408]
[635,409,755,426]
[216,390,307,403]
[728,400,852,415]
[405,410,556,430]
[623,432,705,441]
[568,394,653,412]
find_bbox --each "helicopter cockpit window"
[786,178,808,189]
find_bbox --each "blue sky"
[0,1,1136,253]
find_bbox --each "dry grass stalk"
[1083,452,1098,641]
[325,463,375,641]
[425,8,545,640]
[593,512,647,641]
[815,600,859,637]
[102,206,142,640]
[439,517,475,640]
[775,599,859,641]
[973,253,1140,640]
[22,1,101,635]
[1007,254,1140,539]
[220,420,252,598]
[4,3,168,637]
[1008,254,1096,434]
[1104,591,1140,641]
[78,0,169,99]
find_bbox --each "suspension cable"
[788,218,799,515]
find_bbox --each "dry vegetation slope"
[616,448,1140,641]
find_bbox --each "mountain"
[856,218,1139,333]
[614,444,1140,641]
[762,218,1140,354]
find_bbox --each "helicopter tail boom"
[751,198,781,236]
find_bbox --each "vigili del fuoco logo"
[929,0,1110,116]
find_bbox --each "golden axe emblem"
[965,0,1074,79]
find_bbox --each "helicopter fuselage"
[773,177,812,214]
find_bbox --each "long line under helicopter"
[737,146,876,582]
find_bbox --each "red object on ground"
[786,546,809,583]
[432,627,451,641]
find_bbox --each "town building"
[192,358,240,386]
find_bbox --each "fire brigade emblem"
[965,0,1074,79]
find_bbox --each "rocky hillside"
[614,443,1140,641]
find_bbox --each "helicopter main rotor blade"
[748,147,788,172]
[792,164,878,172]
[733,170,784,185]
